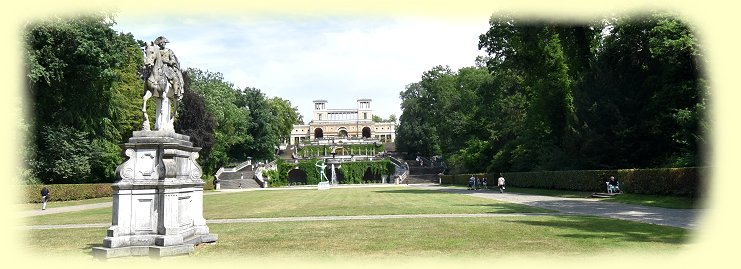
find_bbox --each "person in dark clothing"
[40,186,49,210]
[608,176,620,193]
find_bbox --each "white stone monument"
[92,37,216,258]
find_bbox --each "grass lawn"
[204,187,552,219]
[26,215,688,259]
[24,207,112,226]
[23,186,693,259]
[26,187,552,226]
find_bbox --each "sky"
[111,14,490,122]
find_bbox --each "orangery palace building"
[290,99,396,145]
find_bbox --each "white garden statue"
[139,36,184,132]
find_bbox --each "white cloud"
[113,14,489,121]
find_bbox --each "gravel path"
[420,185,700,229]
[22,184,700,229]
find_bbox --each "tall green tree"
[233,87,279,162]
[398,12,706,174]
[268,97,302,145]
[24,14,142,183]
[576,13,705,168]
[397,82,441,158]
[186,68,251,173]
[175,71,217,162]
[478,18,578,171]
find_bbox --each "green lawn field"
[24,186,691,259]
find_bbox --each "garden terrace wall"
[268,158,395,187]
[440,167,706,197]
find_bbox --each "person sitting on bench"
[607,176,620,194]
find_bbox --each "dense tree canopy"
[23,12,706,184]
[24,14,142,183]
[23,15,303,184]
[397,12,707,174]
[184,70,297,173]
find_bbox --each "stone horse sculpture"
[139,36,184,132]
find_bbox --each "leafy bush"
[441,167,706,197]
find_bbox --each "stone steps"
[404,174,440,184]
[220,178,261,189]
[217,166,262,189]
[591,192,621,198]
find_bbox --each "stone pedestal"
[92,131,217,258]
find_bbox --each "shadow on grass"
[502,215,689,244]
[372,189,446,194]
[457,203,556,213]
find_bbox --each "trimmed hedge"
[24,176,216,203]
[24,183,112,203]
[441,167,706,197]
[203,175,215,191]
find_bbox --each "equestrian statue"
[139,36,184,132]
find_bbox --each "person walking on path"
[497,174,506,193]
[40,186,49,210]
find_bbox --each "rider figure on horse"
[153,36,183,100]
[141,36,184,131]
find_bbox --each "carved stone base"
[92,131,217,258]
